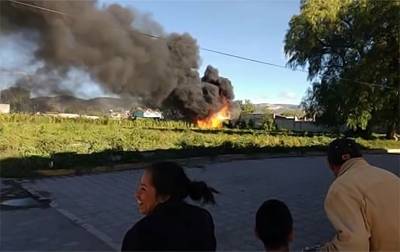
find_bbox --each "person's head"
[135,161,218,215]
[327,138,362,176]
[255,199,293,251]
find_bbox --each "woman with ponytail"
[122,161,218,251]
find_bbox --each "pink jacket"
[321,158,400,251]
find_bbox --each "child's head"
[255,199,293,250]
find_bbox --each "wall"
[0,104,10,114]
[274,115,329,133]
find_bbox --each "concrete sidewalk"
[0,179,113,251]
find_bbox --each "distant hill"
[254,103,304,116]
[30,96,138,115]
[28,96,304,117]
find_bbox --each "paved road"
[11,154,400,251]
[1,207,113,251]
[0,180,113,251]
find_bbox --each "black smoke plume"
[0,0,234,120]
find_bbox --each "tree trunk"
[386,123,397,140]
[355,125,373,139]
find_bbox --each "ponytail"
[146,162,218,205]
[188,181,219,205]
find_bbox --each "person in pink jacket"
[320,138,400,251]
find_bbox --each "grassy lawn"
[1,114,399,178]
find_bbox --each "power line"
[4,0,305,72]
[5,0,398,91]
[200,48,295,70]
[0,68,30,75]
[133,31,300,71]
[8,0,69,17]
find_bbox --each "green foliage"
[0,114,398,177]
[285,0,400,139]
[248,119,255,129]
[280,110,304,118]
[239,99,256,114]
[0,114,397,156]
[0,114,193,129]
[261,113,276,131]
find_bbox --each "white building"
[274,114,328,133]
[132,109,163,119]
[0,104,10,114]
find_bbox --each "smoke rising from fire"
[0,0,234,119]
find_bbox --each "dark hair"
[327,138,362,166]
[145,161,218,204]
[256,199,293,250]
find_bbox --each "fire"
[197,103,231,129]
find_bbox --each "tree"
[238,119,248,129]
[248,119,255,129]
[0,87,31,112]
[280,110,304,118]
[285,0,400,139]
[261,108,275,131]
[239,99,256,114]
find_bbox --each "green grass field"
[1,114,399,178]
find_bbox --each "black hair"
[255,199,293,250]
[327,138,362,166]
[145,161,218,204]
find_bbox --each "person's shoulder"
[122,216,158,251]
[184,203,213,220]
[328,174,347,193]
[127,214,158,234]
[325,177,350,206]
[124,214,161,243]
[326,180,341,198]
[368,164,399,180]
[122,218,147,251]
[352,161,400,188]
[125,217,146,235]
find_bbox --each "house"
[132,109,163,119]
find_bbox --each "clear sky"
[0,0,310,105]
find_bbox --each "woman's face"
[135,170,158,215]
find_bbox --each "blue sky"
[0,0,309,105]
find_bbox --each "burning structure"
[0,0,235,127]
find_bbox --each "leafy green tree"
[262,114,275,131]
[248,118,255,129]
[260,108,275,130]
[280,110,304,118]
[285,0,400,139]
[239,99,256,114]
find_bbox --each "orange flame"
[197,103,231,129]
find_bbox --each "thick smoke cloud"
[0,0,234,119]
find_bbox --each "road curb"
[387,149,400,154]
[20,181,119,251]
[27,149,399,179]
